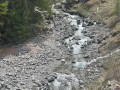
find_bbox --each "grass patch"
[111,22,120,36]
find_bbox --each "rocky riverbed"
[0,1,111,90]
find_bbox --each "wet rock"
[79,80,84,85]
[87,69,91,72]
[87,40,92,45]
[87,21,94,26]
[81,30,87,34]
[73,35,81,40]
[97,39,101,44]
[69,49,73,53]
[89,35,94,39]
[76,42,79,45]
[77,20,81,25]
[73,28,78,31]
[82,22,87,27]
[53,74,57,79]
[70,46,73,49]
[80,85,84,89]
[84,55,89,58]
[69,32,73,37]
[81,45,85,48]
[47,76,55,82]
[92,39,96,43]
[71,60,76,63]
[61,59,65,64]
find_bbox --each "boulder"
[87,21,94,26]
[87,40,92,45]
[47,76,55,82]
[79,80,84,85]
[76,42,79,45]
[73,28,78,31]
[81,30,87,34]
[84,55,89,58]
[71,60,76,63]
[61,59,65,64]
[97,39,101,44]
[82,22,87,27]
[81,45,85,48]
[73,35,81,40]
[77,20,81,25]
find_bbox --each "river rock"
[80,85,84,89]
[71,60,76,63]
[61,59,65,64]
[73,35,81,40]
[92,39,96,43]
[87,21,94,26]
[82,22,87,27]
[84,55,89,58]
[77,20,81,25]
[47,76,55,82]
[81,30,87,34]
[81,45,85,48]
[87,40,92,45]
[73,28,78,31]
[70,46,73,49]
[76,42,79,45]
[79,80,84,85]
[97,39,102,44]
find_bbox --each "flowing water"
[51,2,91,90]
[51,2,120,90]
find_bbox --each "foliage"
[0,0,53,44]
[114,0,120,16]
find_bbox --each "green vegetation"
[114,0,120,16]
[0,0,53,44]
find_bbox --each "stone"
[79,80,84,85]
[87,40,92,45]
[76,42,79,45]
[97,39,101,44]
[82,22,87,27]
[73,35,81,40]
[92,39,96,43]
[81,45,85,48]
[87,21,94,26]
[81,30,87,34]
[80,85,84,89]
[61,59,65,64]
[70,46,73,49]
[73,28,78,31]
[84,55,89,58]
[47,76,55,82]
[77,20,81,25]
[87,69,91,72]
[71,60,76,63]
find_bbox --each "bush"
[114,0,120,16]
